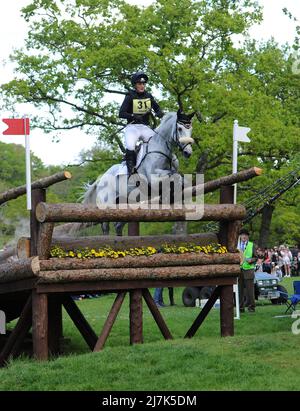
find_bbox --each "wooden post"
[129,289,143,344]
[30,188,46,256]
[32,290,49,361]
[218,185,236,334]
[142,289,173,340]
[94,292,127,352]
[48,295,63,355]
[128,222,139,236]
[128,219,142,344]
[184,287,221,338]
[62,295,97,350]
[37,223,54,259]
[220,285,234,337]
[218,185,234,247]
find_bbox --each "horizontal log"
[40,252,240,271]
[0,171,72,205]
[0,257,40,283]
[0,246,16,263]
[202,167,262,195]
[36,203,246,223]
[37,264,241,283]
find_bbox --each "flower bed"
[50,243,228,259]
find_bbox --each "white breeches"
[124,124,154,150]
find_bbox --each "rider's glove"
[132,114,147,124]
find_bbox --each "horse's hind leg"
[114,222,125,236]
[101,222,110,235]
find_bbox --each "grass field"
[0,277,299,391]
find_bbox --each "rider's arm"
[151,95,164,118]
[119,94,134,121]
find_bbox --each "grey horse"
[80,111,195,235]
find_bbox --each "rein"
[135,119,192,172]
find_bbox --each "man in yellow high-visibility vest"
[238,228,258,313]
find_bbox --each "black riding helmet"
[131,71,149,86]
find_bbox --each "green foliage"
[0,0,299,243]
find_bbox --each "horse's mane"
[155,112,177,136]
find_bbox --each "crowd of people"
[255,245,300,278]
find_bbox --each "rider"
[119,71,164,174]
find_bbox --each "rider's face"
[135,82,146,93]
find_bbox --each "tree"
[1,0,300,242]
[1,0,263,153]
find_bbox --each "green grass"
[0,277,299,391]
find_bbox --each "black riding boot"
[125,149,137,176]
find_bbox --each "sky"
[0,0,299,167]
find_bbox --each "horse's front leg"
[114,222,126,236]
[151,170,183,206]
[101,222,110,235]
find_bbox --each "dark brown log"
[37,264,241,283]
[128,222,140,236]
[93,292,127,352]
[52,232,219,252]
[31,189,46,256]
[36,276,237,294]
[220,285,234,337]
[40,253,240,271]
[185,287,221,338]
[202,167,262,195]
[0,171,72,205]
[36,203,246,223]
[37,223,54,259]
[62,295,97,350]
[0,257,40,283]
[0,246,16,263]
[32,291,49,361]
[218,185,234,247]
[0,295,32,367]
[130,290,143,345]
[142,289,173,340]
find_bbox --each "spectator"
[237,228,258,313]
[280,245,292,277]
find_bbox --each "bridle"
[135,117,193,171]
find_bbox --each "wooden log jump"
[0,166,263,365]
[36,203,246,223]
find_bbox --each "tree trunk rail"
[0,171,72,205]
[36,203,246,223]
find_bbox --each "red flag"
[2,118,30,135]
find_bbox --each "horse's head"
[174,110,195,158]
